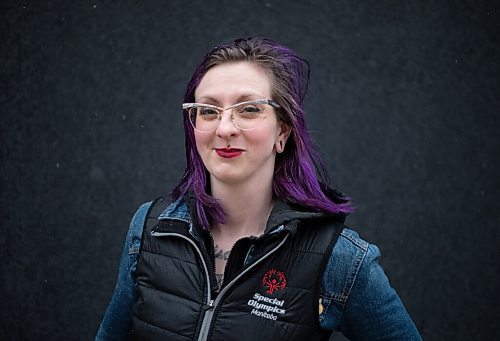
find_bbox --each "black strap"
[144,196,173,231]
[137,196,173,256]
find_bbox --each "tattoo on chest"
[215,273,224,290]
[214,244,230,260]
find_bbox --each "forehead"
[195,62,273,103]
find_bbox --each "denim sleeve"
[320,228,421,340]
[95,201,151,341]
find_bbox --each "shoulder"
[334,227,379,261]
[126,201,155,254]
[126,197,189,253]
[328,227,380,275]
[321,228,422,338]
[320,227,381,329]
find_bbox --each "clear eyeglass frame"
[182,99,281,132]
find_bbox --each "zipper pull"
[202,300,214,311]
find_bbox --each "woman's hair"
[173,37,353,228]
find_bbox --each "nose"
[215,109,239,138]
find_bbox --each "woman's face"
[193,61,289,187]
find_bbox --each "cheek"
[194,131,212,151]
[193,132,214,165]
[245,127,278,149]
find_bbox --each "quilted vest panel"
[131,217,342,341]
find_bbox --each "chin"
[207,165,248,184]
[210,172,245,185]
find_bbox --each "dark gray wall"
[2,1,499,340]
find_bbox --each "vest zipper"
[197,231,290,341]
[150,231,213,310]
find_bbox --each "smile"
[214,148,244,159]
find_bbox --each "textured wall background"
[2,1,499,340]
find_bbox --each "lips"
[215,148,244,158]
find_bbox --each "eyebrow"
[196,94,266,105]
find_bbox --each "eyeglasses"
[182,99,281,132]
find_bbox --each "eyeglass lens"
[188,102,269,131]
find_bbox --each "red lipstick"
[215,148,244,158]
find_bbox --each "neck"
[210,177,274,239]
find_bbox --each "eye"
[198,107,219,120]
[236,105,263,118]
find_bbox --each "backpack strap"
[144,196,173,231]
[138,196,173,253]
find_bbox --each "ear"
[275,122,291,153]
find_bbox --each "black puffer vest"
[131,198,344,340]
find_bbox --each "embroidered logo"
[247,293,286,320]
[262,269,287,294]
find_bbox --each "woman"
[96,37,421,340]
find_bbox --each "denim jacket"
[96,199,421,340]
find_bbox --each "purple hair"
[173,37,353,228]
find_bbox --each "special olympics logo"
[262,269,287,294]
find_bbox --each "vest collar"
[156,191,345,239]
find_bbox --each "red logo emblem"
[262,269,287,294]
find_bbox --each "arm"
[320,228,421,340]
[95,202,151,341]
